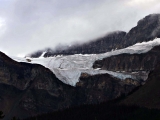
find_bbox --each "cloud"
[0,0,160,56]
[126,0,159,6]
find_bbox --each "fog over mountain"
[0,0,160,56]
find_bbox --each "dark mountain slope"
[0,52,140,119]
[24,61,160,120]
[25,98,160,120]
[121,63,160,109]
[25,62,160,120]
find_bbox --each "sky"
[0,0,160,56]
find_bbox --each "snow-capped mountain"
[1,14,160,119]
[12,38,160,86]
[28,14,160,58]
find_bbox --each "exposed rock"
[0,52,141,119]
[122,14,160,47]
[80,73,90,78]
[93,45,160,72]
[121,78,141,86]
[121,63,160,109]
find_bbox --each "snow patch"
[39,51,47,58]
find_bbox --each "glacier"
[10,38,160,86]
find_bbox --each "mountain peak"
[137,14,160,26]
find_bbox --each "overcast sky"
[0,0,160,56]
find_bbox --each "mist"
[0,0,160,56]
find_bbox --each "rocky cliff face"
[121,63,160,109]
[93,45,160,72]
[0,52,141,119]
[29,14,160,58]
[121,14,160,47]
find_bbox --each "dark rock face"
[121,14,160,47]
[0,52,141,119]
[93,45,160,72]
[78,75,141,102]
[29,14,160,58]
[121,63,160,109]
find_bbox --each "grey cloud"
[0,0,159,56]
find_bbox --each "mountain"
[13,37,160,87]
[28,14,160,58]
[1,13,160,119]
[121,62,160,109]
[92,43,160,109]
[24,45,160,120]
[23,61,160,120]
[1,39,160,119]
[121,14,160,47]
[93,45,160,72]
[0,52,141,119]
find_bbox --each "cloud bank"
[0,0,160,56]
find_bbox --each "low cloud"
[0,0,160,56]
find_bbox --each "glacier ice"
[10,38,160,86]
